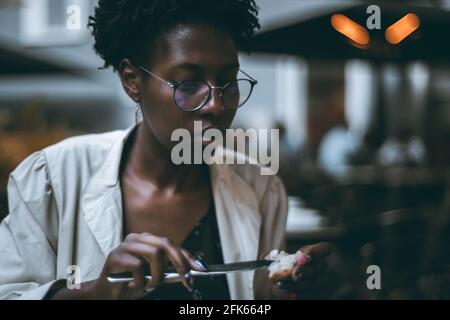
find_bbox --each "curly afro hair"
[88,0,260,72]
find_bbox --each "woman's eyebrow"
[221,63,240,71]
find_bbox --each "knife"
[107,259,273,284]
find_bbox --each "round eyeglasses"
[139,66,258,112]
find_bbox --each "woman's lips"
[194,135,215,145]
[195,127,220,146]
[190,124,224,146]
[202,138,214,146]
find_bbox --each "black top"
[143,199,230,300]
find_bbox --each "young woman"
[0,0,331,300]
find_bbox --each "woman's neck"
[122,123,209,192]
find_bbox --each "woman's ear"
[119,59,141,103]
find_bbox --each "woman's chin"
[201,138,214,147]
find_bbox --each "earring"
[135,102,143,124]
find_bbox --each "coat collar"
[81,125,137,257]
[81,124,261,299]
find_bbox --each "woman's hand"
[90,232,208,299]
[277,242,333,299]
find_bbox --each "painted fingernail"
[295,266,302,276]
[183,272,194,292]
[277,281,294,290]
[293,272,303,283]
[195,259,209,271]
[296,255,311,267]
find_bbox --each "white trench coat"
[0,124,288,299]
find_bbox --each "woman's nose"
[198,88,225,117]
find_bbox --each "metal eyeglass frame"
[139,66,258,112]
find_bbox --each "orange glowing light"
[385,13,420,45]
[331,14,370,46]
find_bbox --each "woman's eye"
[178,81,204,94]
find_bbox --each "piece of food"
[265,249,304,282]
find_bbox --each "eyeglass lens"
[174,79,253,111]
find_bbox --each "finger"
[128,258,147,290]
[277,280,296,291]
[107,251,147,291]
[293,268,328,292]
[134,234,190,275]
[296,254,312,268]
[275,281,298,300]
[121,241,166,287]
[293,264,318,278]
[299,242,333,262]
[160,244,195,291]
[181,249,208,272]
[291,267,303,283]
[293,261,329,285]
[137,235,193,291]
[107,251,146,285]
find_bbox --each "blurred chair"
[351,207,450,299]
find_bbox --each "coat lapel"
[210,148,262,300]
[81,125,137,256]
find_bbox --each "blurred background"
[1,0,450,299]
